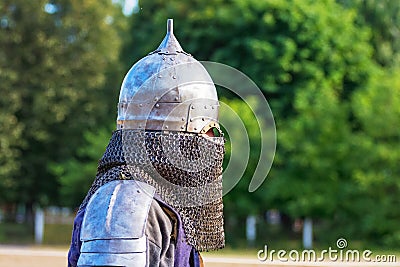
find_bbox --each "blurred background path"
[0,246,398,267]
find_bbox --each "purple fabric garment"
[190,247,202,267]
[174,225,194,267]
[67,197,199,267]
[67,208,85,267]
[153,195,194,267]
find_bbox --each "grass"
[204,247,258,258]
[43,223,73,245]
[0,223,33,244]
[0,222,72,245]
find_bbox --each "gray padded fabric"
[146,199,175,267]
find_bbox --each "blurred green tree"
[349,68,400,246]
[0,0,124,219]
[268,85,354,244]
[1,0,396,248]
[123,0,372,118]
[50,127,113,209]
[219,97,264,244]
[121,0,385,246]
[338,0,400,67]
[0,53,23,203]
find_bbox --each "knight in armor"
[67,19,225,267]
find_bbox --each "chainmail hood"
[79,129,225,251]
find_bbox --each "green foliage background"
[0,0,399,248]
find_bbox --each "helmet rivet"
[155,104,160,108]
[181,117,185,121]
[165,125,168,129]
[204,105,207,109]
[202,118,205,121]
[154,97,158,101]
[139,103,143,107]
[175,97,179,101]
[181,126,185,129]
[189,118,193,122]
[158,75,162,78]
[191,106,195,109]
[194,127,197,131]
[212,106,215,109]
[172,75,176,79]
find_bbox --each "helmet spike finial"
[167,19,173,34]
[155,19,182,53]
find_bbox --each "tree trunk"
[34,206,44,244]
[302,217,313,249]
[246,215,256,247]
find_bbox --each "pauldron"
[77,180,155,267]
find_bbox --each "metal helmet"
[92,19,226,252]
[117,19,220,135]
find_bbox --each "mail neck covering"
[79,129,225,251]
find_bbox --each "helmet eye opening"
[202,127,222,137]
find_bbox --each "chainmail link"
[79,130,225,251]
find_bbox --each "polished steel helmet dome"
[117,19,220,134]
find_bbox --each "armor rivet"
[191,106,195,109]
[162,56,166,60]
[181,118,185,121]
[212,106,215,109]
[175,97,179,101]
[154,97,159,101]
[204,105,207,109]
[137,190,140,193]
[181,126,185,129]
[139,103,143,107]
[170,57,174,61]
[190,118,193,122]
[172,75,176,79]
[158,75,162,78]
[165,51,169,54]
[156,104,160,108]
[194,127,197,131]
[202,118,205,121]
[165,125,168,129]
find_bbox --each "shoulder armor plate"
[77,180,155,267]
